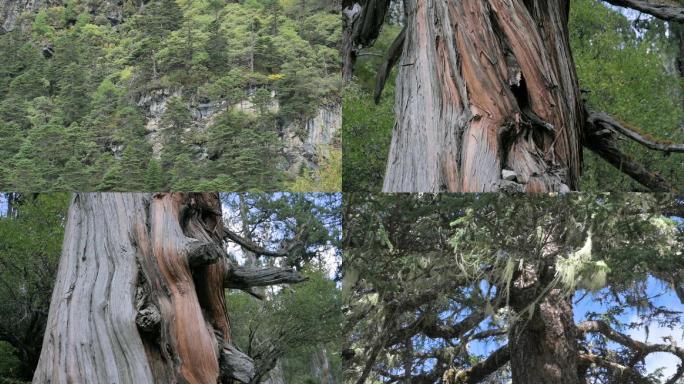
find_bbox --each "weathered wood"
[601,0,684,22]
[32,193,236,383]
[224,265,307,289]
[584,114,674,192]
[33,194,156,383]
[342,0,392,81]
[382,0,583,193]
[186,240,226,267]
[220,343,256,384]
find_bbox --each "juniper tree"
[343,0,684,192]
[343,193,684,384]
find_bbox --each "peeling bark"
[381,0,583,192]
[32,193,251,383]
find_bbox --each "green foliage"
[228,270,342,383]
[570,0,684,191]
[0,0,340,191]
[220,192,342,381]
[342,85,394,192]
[0,194,69,381]
[341,24,402,192]
[289,146,342,192]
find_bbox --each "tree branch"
[442,345,510,384]
[578,320,684,383]
[588,112,684,154]
[584,115,675,191]
[601,0,684,22]
[221,227,299,257]
[224,266,308,290]
[374,27,406,104]
[220,343,255,384]
[185,240,225,267]
[578,353,653,384]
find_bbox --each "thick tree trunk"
[509,288,580,384]
[383,0,583,192]
[33,193,254,383]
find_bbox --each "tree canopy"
[343,193,684,383]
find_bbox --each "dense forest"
[0,192,342,383]
[0,0,341,192]
[343,0,684,192]
[343,193,684,383]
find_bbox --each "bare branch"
[601,0,684,22]
[588,112,684,154]
[374,27,406,104]
[584,115,675,191]
[220,343,255,384]
[224,266,307,290]
[221,227,299,257]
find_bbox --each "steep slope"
[0,0,341,191]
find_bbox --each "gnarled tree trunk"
[33,193,301,383]
[383,0,583,192]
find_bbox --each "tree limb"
[588,112,684,154]
[221,227,299,257]
[578,353,653,384]
[601,0,684,22]
[584,114,675,191]
[374,27,406,104]
[578,320,684,383]
[224,266,308,290]
[220,343,255,384]
[442,345,510,384]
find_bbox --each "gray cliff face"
[283,104,341,175]
[0,0,123,32]
[138,89,340,175]
[1,0,50,32]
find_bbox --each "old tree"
[343,0,684,192]
[23,192,336,383]
[343,194,684,383]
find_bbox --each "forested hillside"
[343,0,684,192]
[0,0,341,192]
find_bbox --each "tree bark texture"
[33,193,253,384]
[509,288,580,384]
[383,0,583,192]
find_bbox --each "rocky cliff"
[1,0,124,32]
[137,88,340,176]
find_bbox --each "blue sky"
[219,192,342,278]
[465,276,684,380]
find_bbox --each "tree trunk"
[383,0,583,192]
[33,193,255,384]
[509,288,580,384]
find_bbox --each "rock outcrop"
[137,88,340,175]
[0,0,123,33]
